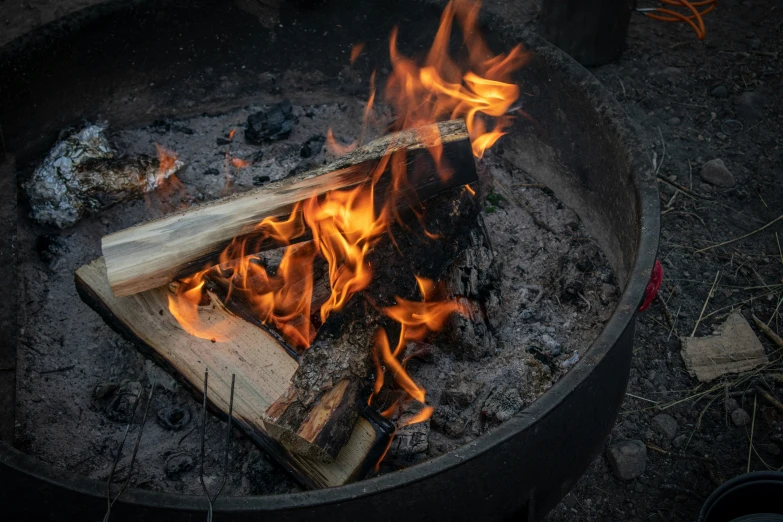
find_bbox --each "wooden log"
[74,257,393,488]
[103,119,477,297]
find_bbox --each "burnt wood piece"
[202,183,482,456]
[74,257,394,487]
[538,0,632,67]
[103,119,477,297]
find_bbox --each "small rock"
[481,385,524,423]
[724,398,740,413]
[766,443,781,456]
[165,452,196,479]
[711,85,728,98]
[156,406,191,431]
[667,117,681,126]
[562,493,578,509]
[650,413,678,441]
[245,99,294,143]
[672,434,687,449]
[700,159,735,187]
[731,408,751,427]
[606,439,647,480]
[520,308,536,320]
[734,91,765,123]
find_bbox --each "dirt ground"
[2,1,783,521]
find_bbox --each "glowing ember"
[167,0,526,447]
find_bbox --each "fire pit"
[0,0,659,520]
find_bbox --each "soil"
[3,0,783,520]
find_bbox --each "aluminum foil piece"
[25,123,185,228]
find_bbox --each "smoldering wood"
[201,181,483,462]
[74,257,394,488]
[102,119,476,297]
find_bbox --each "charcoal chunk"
[36,234,67,267]
[481,385,523,423]
[253,175,271,186]
[245,100,294,144]
[300,135,326,158]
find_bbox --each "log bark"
[74,257,393,488]
[103,119,477,296]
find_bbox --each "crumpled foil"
[25,123,185,228]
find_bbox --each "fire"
[167,0,524,447]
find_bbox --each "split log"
[103,119,477,297]
[74,257,393,488]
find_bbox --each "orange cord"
[641,0,717,40]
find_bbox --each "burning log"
[74,257,393,488]
[24,123,185,229]
[102,119,477,297]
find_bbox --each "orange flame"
[167,1,521,451]
[350,43,364,65]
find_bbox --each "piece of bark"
[436,221,502,360]
[680,310,769,382]
[102,119,476,296]
[74,257,393,487]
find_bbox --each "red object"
[638,260,663,312]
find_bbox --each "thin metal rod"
[199,369,212,520]
[211,374,236,516]
[103,382,156,522]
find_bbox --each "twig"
[657,294,675,329]
[776,232,783,267]
[747,394,757,473]
[695,215,783,254]
[578,292,591,312]
[199,370,236,522]
[691,271,720,337]
[626,393,659,404]
[656,175,713,200]
[755,385,783,413]
[655,126,666,176]
[751,314,783,348]
[645,443,716,464]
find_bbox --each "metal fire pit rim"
[0,1,660,516]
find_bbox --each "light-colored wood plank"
[102,119,474,296]
[75,257,391,488]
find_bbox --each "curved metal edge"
[0,0,660,516]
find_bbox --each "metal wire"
[199,370,236,522]
[103,381,156,522]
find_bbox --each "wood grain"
[75,257,393,488]
[102,119,475,296]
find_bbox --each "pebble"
[606,439,647,480]
[672,434,687,449]
[711,85,728,98]
[700,159,735,187]
[724,398,740,413]
[731,408,751,427]
[667,117,681,126]
[651,413,678,441]
[734,91,765,123]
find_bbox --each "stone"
[700,159,735,188]
[734,91,765,123]
[711,85,728,98]
[300,135,326,158]
[672,434,687,449]
[165,452,196,478]
[667,117,681,126]
[650,414,678,441]
[724,398,740,413]
[606,439,647,480]
[731,408,751,427]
